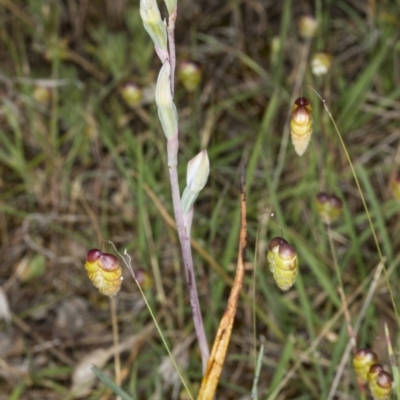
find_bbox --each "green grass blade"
[92,366,134,400]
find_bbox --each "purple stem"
[167,134,210,373]
[167,9,177,95]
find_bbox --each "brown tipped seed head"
[290,97,313,156]
[84,249,123,297]
[368,365,393,400]
[353,349,379,383]
[272,239,298,291]
[315,192,343,224]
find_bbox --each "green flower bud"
[164,0,176,15]
[155,62,178,139]
[140,0,167,52]
[181,150,210,214]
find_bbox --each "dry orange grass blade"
[196,165,247,400]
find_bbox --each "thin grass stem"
[307,87,400,325]
[111,244,194,400]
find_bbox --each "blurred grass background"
[0,0,400,399]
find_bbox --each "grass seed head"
[120,82,143,108]
[85,249,123,297]
[352,349,379,383]
[178,61,202,93]
[311,52,332,76]
[298,15,318,39]
[290,97,313,156]
[315,192,343,224]
[367,364,393,400]
[267,237,298,291]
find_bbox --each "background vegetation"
[0,0,400,399]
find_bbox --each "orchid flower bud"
[367,364,393,400]
[311,52,332,76]
[156,62,178,139]
[181,150,210,214]
[315,192,343,224]
[352,349,379,383]
[164,0,176,15]
[290,97,313,156]
[85,249,123,297]
[267,237,298,291]
[140,0,167,52]
[178,61,202,93]
[298,15,318,39]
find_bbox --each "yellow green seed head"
[311,52,332,76]
[120,82,142,108]
[367,364,393,400]
[178,61,202,93]
[85,249,123,297]
[315,192,343,224]
[298,15,318,39]
[290,97,313,156]
[267,237,298,291]
[352,349,379,383]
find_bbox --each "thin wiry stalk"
[163,6,210,372]
[167,156,210,373]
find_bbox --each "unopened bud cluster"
[290,97,313,156]
[267,237,298,291]
[315,192,343,224]
[139,0,167,52]
[353,349,393,400]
